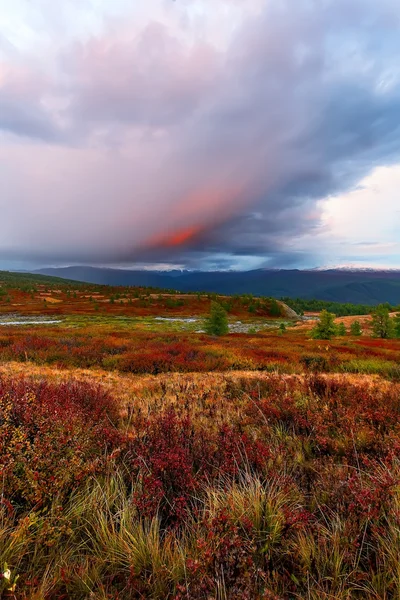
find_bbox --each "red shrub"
[126,409,271,526]
[0,377,120,508]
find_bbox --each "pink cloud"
[64,21,219,128]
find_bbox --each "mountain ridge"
[32,266,400,305]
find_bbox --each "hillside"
[0,269,85,288]
[35,266,400,305]
[0,270,288,324]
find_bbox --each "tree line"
[282,297,399,317]
[312,305,400,340]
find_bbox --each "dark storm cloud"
[1,0,400,268]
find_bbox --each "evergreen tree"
[371,304,394,339]
[269,298,282,317]
[205,302,229,336]
[337,322,347,336]
[311,310,337,340]
[393,313,400,338]
[350,320,362,336]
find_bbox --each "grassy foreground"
[2,370,400,599]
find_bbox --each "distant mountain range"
[32,266,400,305]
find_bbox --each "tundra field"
[1,272,400,599]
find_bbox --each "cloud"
[1,0,400,269]
[0,62,61,140]
[64,21,219,129]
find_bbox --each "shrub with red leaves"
[127,409,270,526]
[0,377,120,509]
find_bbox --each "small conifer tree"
[311,310,337,340]
[205,301,229,336]
[269,298,282,317]
[350,320,362,336]
[371,304,394,339]
[337,322,347,336]
[393,313,400,338]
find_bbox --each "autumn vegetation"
[1,271,400,598]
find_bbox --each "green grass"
[62,315,291,333]
[340,358,400,379]
[63,314,202,332]
[3,465,400,599]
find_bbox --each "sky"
[1,0,400,271]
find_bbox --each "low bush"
[0,377,119,509]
